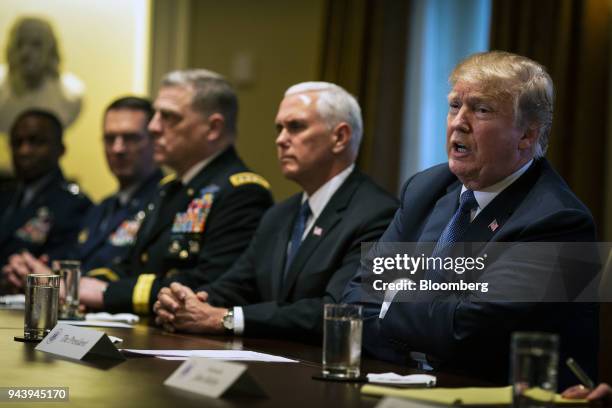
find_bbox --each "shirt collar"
[301,164,355,220]
[116,182,141,206]
[180,149,224,185]
[461,159,533,213]
[20,172,55,207]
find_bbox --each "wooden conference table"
[0,309,487,408]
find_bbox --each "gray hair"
[450,51,553,158]
[161,69,238,135]
[285,81,363,155]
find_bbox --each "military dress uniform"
[73,169,163,272]
[0,167,92,267]
[92,146,274,314]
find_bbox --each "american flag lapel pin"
[313,226,323,236]
[488,219,499,232]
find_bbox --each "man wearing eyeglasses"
[2,97,162,288]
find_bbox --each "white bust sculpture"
[0,17,84,133]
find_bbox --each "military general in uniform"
[78,69,273,314]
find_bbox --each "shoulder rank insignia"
[159,173,177,186]
[171,185,219,234]
[16,207,52,244]
[229,172,270,189]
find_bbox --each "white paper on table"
[121,349,297,363]
[58,320,133,328]
[86,312,139,324]
[366,373,436,387]
[0,294,25,305]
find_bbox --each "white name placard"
[164,358,266,399]
[35,324,125,361]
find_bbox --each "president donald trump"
[344,51,598,389]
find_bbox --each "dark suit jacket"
[202,169,398,342]
[73,169,163,272]
[0,167,92,266]
[344,159,598,388]
[100,147,273,314]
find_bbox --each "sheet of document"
[0,294,25,304]
[0,294,25,309]
[85,312,139,324]
[122,349,297,363]
[58,320,133,328]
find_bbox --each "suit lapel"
[418,181,461,243]
[272,197,301,298]
[279,170,363,300]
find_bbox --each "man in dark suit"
[343,51,598,388]
[2,97,162,287]
[78,70,273,314]
[153,82,398,341]
[0,110,91,275]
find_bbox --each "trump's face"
[446,81,533,190]
[274,92,336,190]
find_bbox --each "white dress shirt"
[464,159,533,221]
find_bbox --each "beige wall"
[0,0,151,202]
[187,0,325,201]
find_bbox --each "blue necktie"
[285,200,312,274]
[432,189,478,257]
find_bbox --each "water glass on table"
[24,274,60,341]
[322,304,363,380]
[53,260,82,320]
[511,331,559,408]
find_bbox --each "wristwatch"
[222,309,234,333]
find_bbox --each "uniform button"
[169,241,180,254]
[141,253,149,263]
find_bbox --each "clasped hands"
[2,251,50,291]
[153,282,228,334]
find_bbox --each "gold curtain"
[319,0,409,193]
[490,0,610,230]
[491,0,611,384]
